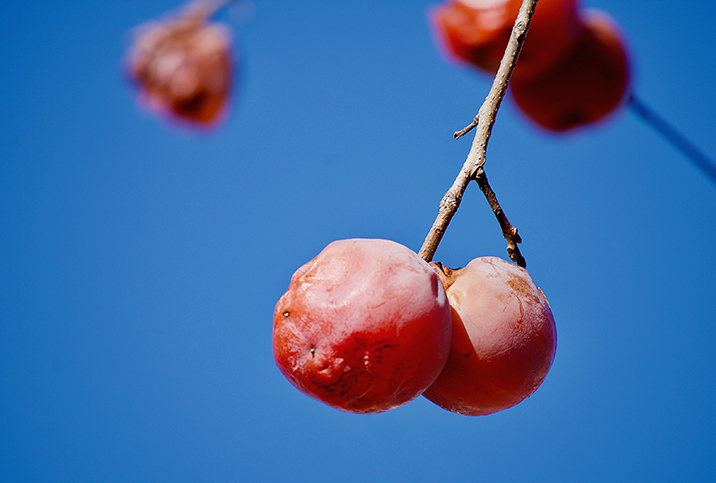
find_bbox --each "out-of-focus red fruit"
[509,11,630,131]
[273,239,452,414]
[430,0,582,78]
[126,3,233,127]
[423,257,556,416]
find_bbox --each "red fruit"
[423,257,556,416]
[126,3,233,127]
[509,11,630,131]
[430,0,582,78]
[273,239,452,413]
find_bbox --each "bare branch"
[627,93,716,185]
[419,0,539,263]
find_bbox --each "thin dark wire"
[627,93,716,185]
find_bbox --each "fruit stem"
[419,0,539,263]
[475,170,526,268]
[627,93,716,186]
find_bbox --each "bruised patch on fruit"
[300,338,408,412]
[505,272,541,304]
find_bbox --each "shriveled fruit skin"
[126,4,233,127]
[423,257,556,416]
[273,239,452,413]
[510,11,629,131]
[430,0,581,78]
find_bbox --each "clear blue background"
[2,1,715,481]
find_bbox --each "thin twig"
[454,114,479,139]
[419,0,538,263]
[627,93,716,185]
[475,169,525,267]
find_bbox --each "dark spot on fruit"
[310,346,316,357]
[557,110,586,130]
[282,311,290,317]
[177,91,210,117]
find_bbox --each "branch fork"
[419,0,539,268]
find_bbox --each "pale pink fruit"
[424,257,556,415]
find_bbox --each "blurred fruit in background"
[509,11,630,131]
[430,0,630,131]
[126,1,234,128]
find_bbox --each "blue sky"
[1,1,715,481]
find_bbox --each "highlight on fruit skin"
[272,239,453,414]
[429,0,582,78]
[423,257,557,416]
[126,1,233,127]
[509,10,630,131]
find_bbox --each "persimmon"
[430,0,582,78]
[126,3,233,127]
[423,257,556,416]
[509,11,630,131]
[273,239,452,413]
